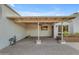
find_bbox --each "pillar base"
[61,41,66,44]
[36,40,41,45]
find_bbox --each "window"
[63,25,68,32]
[41,25,48,30]
[58,25,69,35]
[58,25,62,32]
[58,25,68,32]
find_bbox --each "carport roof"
[7,16,75,23]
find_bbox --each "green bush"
[75,32,79,35]
[63,31,69,36]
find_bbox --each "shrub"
[63,31,69,36]
[75,32,79,35]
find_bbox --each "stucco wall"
[0,5,27,49]
[0,5,2,19]
[70,16,79,34]
[68,20,74,34]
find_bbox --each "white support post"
[61,22,66,44]
[38,22,40,40]
[36,22,41,45]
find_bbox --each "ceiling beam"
[7,16,75,23]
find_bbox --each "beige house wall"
[0,5,27,49]
[24,23,52,37]
[70,16,79,34]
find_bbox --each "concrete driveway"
[0,37,79,55]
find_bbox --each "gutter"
[4,4,21,16]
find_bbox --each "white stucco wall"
[68,20,74,34]
[54,24,58,38]
[0,5,27,49]
[69,16,79,34]
[0,5,2,19]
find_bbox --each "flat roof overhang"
[7,16,75,23]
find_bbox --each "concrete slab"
[0,37,79,55]
[66,42,79,51]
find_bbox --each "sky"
[9,4,79,16]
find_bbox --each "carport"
[8,16,75,44]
